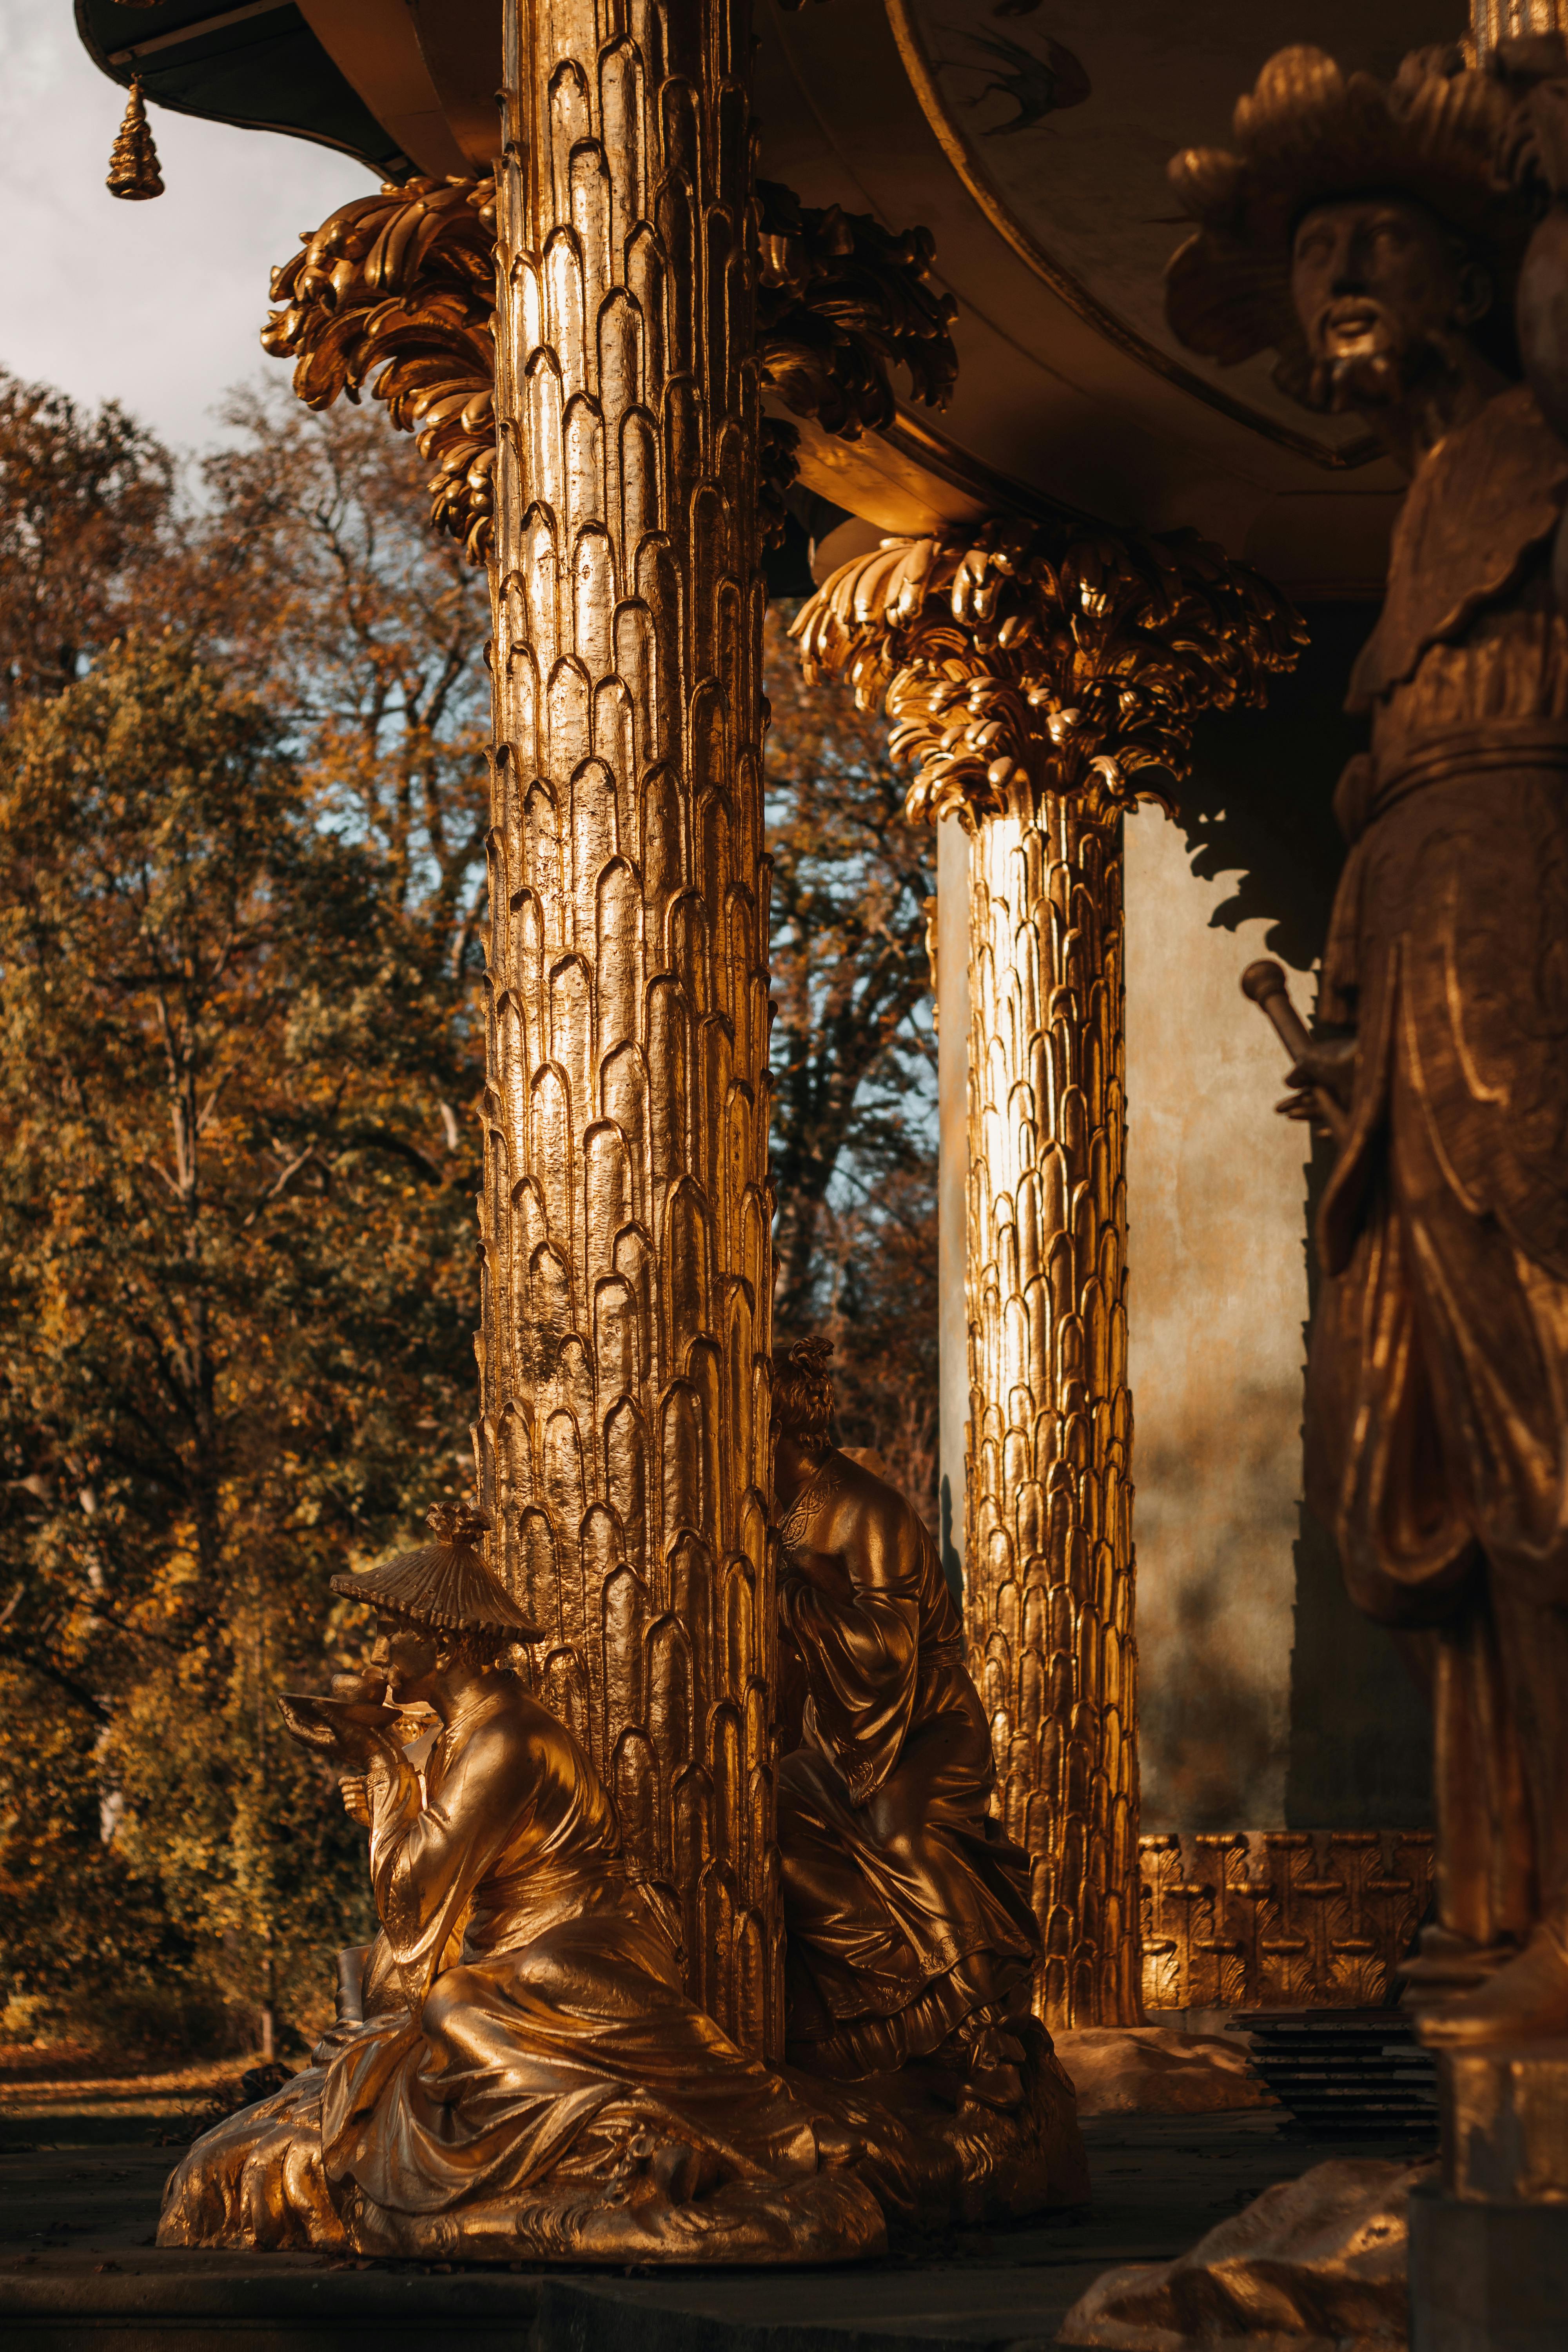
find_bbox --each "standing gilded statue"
[1171,38,1568,2045]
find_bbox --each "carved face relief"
[1290,195,1488,413]
[370,1613,443,1705]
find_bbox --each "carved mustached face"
[369,1613,443,1704]
[1290,194,1491,413]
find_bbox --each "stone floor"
[0,2099,1436,2350]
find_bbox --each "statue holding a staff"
[1170,38,1568,2047]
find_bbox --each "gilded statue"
[1167,42,1568,2046]
[773,1341,1083,2182]
[160,1501,1084,2261]
[159,1504,883,2261]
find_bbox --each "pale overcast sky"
[0,0,374,451]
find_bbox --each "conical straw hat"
[330,1500,541,1637]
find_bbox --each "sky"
[0,0,374,452]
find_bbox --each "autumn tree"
[764,604,939,1515]
[193,385,492,992]
[0,381,941,2056]
[0,382,493,2056]
[0,623,497,2048]
[0,370,172,721]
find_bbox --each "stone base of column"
[1410,2182,1568,2351]
[1410,2043,1568,2352]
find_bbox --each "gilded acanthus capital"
[791,521,1305,829]
[265,169,958,563]
[755,179,958,439]
[265,175,499,564]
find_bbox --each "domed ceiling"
[885,0,1444,459]
[78,0,1460,592]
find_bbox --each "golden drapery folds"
[478,0,778,2055]
[795,525,1303,2025]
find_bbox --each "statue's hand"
[812,2119,867,2169]
[782,1547,854,1606]
[1278,1036,1357,1126]
[331,1669,388,1708]
[339,1773,372,1827]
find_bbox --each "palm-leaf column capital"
[795,519,1304,2025]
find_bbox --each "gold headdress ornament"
[1165,45,1531,397]
[330,1499,541,1638]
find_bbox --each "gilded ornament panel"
[1140,1830,1437,2013]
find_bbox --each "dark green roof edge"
[75,0,411,182]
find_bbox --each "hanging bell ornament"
[106,78,164,202]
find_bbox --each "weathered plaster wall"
[1125,809,1312,1829]
[1125,607,1432,1835]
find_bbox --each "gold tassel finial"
[106,78,164,202]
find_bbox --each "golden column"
[967,785,1136,2027]
[796,525,1303,2026]
[261,94,956,2054]
[475,0,776,2049]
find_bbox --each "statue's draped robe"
[1307,381,1568,1946]
[158,1679,884,2262]
[777,1450,1042,2073]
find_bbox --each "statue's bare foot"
[810,2120,866,2169]
[958,2022,1027,2113]
[1415,1924,1568,2047]
[959,2062,1024,2114]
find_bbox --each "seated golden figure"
[161,1499,1083,2260]
[159,1504,886,2264]
[773,1341,1047,2110]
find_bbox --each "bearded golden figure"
[158,1504,886,2265]
[772,1342,1055,2123]
[1168,41,1568,2049]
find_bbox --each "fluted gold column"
[478,0,777,2051]
[260,49,962,2058]
[965,788,1136,2024]
[795,526,1303,2028]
